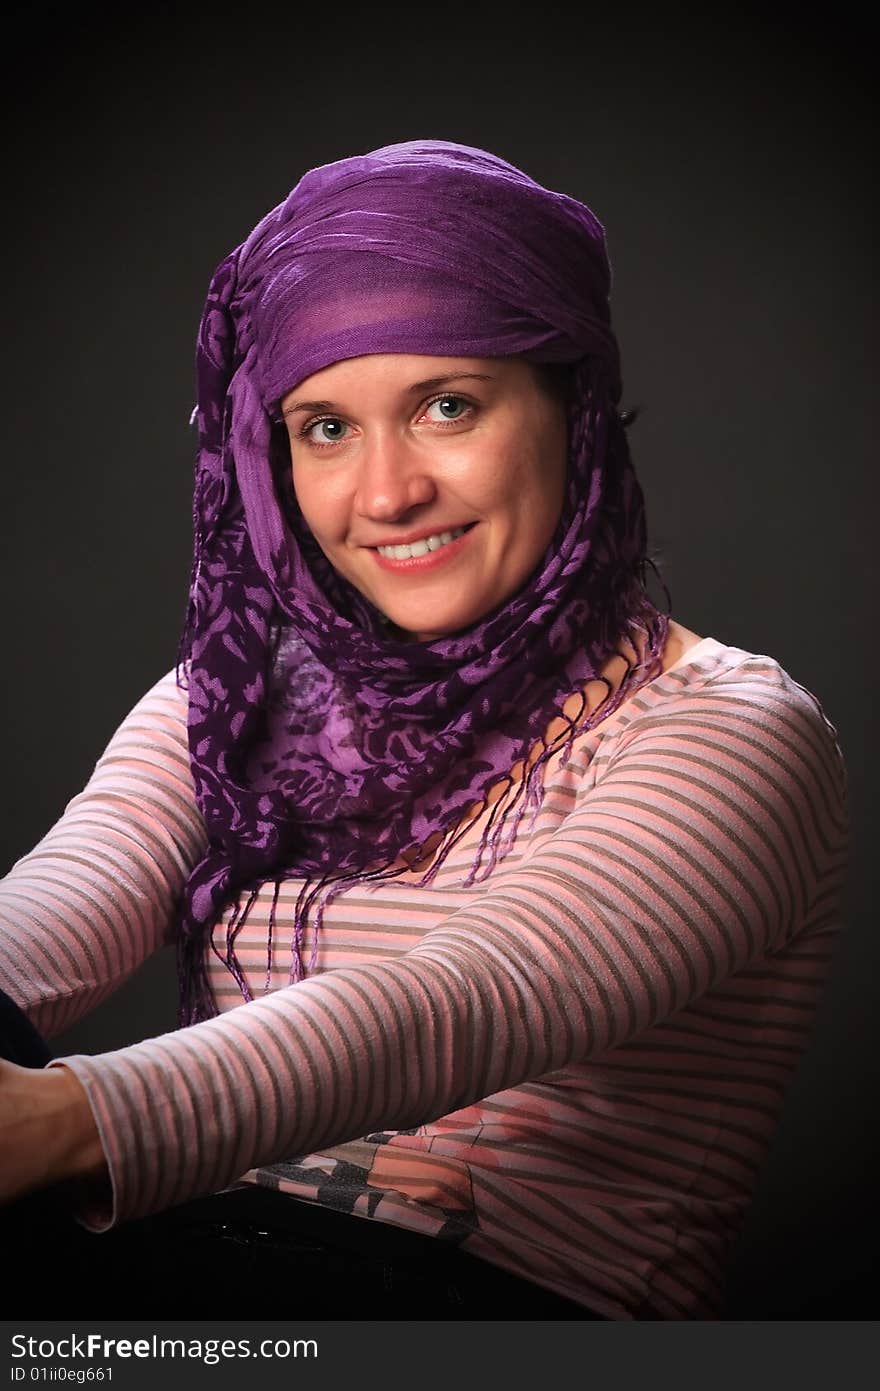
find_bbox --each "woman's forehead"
[280,354,530,409]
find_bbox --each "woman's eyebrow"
[281,372,495,418]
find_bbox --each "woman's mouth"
[372,524,476,571]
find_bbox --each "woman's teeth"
[376,526,467,560]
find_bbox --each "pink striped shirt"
[0,636,849,1318]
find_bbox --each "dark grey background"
[1,5,874,1318]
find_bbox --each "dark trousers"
[1,989,602,1320]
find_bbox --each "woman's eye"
[298,396,472,446]
[303,417,349,445]
[424,394,470,423]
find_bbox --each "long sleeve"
[0,672,207,1039]
[54,654,849,1229]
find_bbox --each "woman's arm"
[0,671,208,1039]
[44,659,848,1229]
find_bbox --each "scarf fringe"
[210,598,670,1004]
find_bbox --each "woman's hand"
[0,1058,107,1205]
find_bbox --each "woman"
[0,140,849,1319]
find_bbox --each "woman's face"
[281,354,568,642]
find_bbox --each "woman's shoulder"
[127,665,190,727]
[610,623,846,774]
[89,666,191,775]
[663,627,836,716]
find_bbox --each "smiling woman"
[0,139,848,1320]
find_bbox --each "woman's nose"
[353,434,437,521]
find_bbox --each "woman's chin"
[378,594,498,643]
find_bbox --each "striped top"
[0,636,849,1319]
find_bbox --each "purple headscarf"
[176,139,670,1026]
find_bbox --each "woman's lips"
[371,523,477,572]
